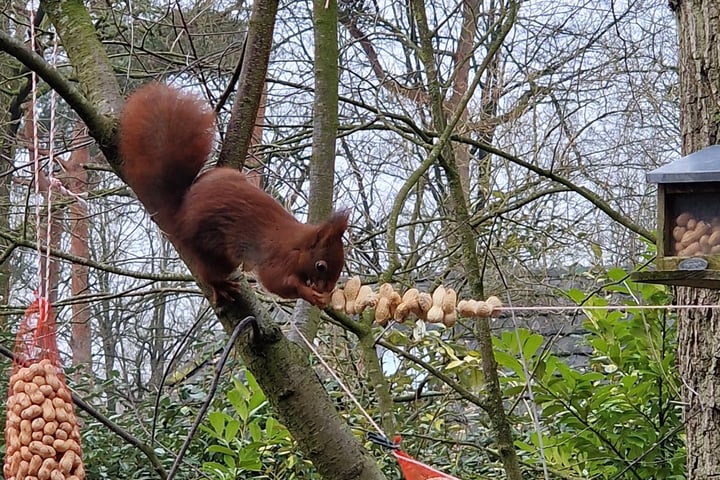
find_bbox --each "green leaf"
[223,454,236,468]
[245,369,260,391]
[606,267,628,282]
[224,419,240,442]
[208,411,225,435]
[238,447,262,471]
[233,377,251,398]
[621,374,637,390]
[227,389,246,417]
[446,359,465,370]
[468,367,483,392]
[566,288,586,304]
[208,445,236,456]
[541,403,566,417]
[202,461,229,473]
[231,391,249,421]
[504,384,526,396]
[556,362,577,389]
[494,350,523,377]
[248,420,263,442]
[265,416,279,438]
[248,391,267,413]
[522,333,544,360]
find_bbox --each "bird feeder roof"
[647,145,720,183]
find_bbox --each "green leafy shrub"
[498,268,684,479]
[201,369,317,479]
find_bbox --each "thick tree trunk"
[674,0,720,477]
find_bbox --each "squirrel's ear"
[318,210,349,241]
[329,210,349,236]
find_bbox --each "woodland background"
[0,0,706,478]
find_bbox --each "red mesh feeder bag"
[4,297,86,480]
[393,449,461,480]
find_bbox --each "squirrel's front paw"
[306,289,330,308]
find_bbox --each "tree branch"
[377,339,488,412]
[0,30,115,150]
[0,230,194,284]
[217,0,279,169]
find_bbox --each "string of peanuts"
[330,276,503,327]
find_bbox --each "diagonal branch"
[0,30,114,151]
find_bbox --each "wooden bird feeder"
[632,145,720,288]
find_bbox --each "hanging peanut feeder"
[5,299,85,480]
[633,146,720,288]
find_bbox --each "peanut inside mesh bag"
[4,299,85,480]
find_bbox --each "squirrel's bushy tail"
[118,83,215,227]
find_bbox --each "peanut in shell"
[5,362,85,480]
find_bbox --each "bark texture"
[675,0,720,477]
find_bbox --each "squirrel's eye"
[315,260,327,273]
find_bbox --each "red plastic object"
[393,450,461,480]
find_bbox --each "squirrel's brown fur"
[119,83,348,306]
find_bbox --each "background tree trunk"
[63,126,92,379]
[674,0,720,476]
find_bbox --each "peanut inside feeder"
[5,361,85,480]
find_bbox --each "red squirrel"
[118,83,348,306]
